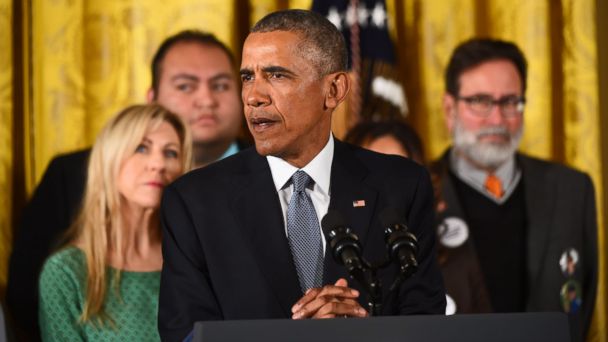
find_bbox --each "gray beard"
[452,120,523,169]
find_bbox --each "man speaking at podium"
[158,9,445,341]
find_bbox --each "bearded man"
[431,38,597,342]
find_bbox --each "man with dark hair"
[432,38,597,342]
[159,9,445,342]
[147,30,244,169]
[150,30,237,94]
[6,30,245,341]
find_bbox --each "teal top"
[39,247,161,342]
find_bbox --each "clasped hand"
[291,278,369,319]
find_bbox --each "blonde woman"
[39,104,191,341]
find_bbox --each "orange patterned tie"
[485,174,503,199]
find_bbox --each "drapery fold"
[0,0,13,294]
[1,0,605,340]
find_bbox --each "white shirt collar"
[267,135,334,196]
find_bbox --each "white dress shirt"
[266,135,334,252]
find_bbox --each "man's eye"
[176,83,195,92]
[240,74,253,82]
[270,73,285,79]
[470,96,492,105]
[501,96,520,105]
[211,82,230,92]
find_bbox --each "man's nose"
[194,86,218,109]
[245,80,271,107]
[484,103,507,125]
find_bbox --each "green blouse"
[39,247,161,342]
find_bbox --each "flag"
[352,200,366,207]
[312,0,408,123]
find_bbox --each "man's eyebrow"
[239,66,296,76]
[239,68,253,76]
[209,73,234,82]
[170,74,199,82]
[464,92,520,98]
[262,66,295,75]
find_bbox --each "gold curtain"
[27,0,238,192]
[2,0,606,340]
[0,0,12,292]
[391,1,605,341]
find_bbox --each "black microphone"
[380,208,419,285]
[321,210,364,274]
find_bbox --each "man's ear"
[324,72,350,110]
[146,88,156,103]
[443,93,457,133]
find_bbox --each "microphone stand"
[322,210,418,316]
[346,259,391,317]
[366,266,383,316]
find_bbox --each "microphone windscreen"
[321,210,346,235]
[379,207,404,228]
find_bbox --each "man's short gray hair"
[251,9,348,76]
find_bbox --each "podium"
[193,312,569,342]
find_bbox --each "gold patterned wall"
[0,0,12,294]
[1,0,606,340]
[394,1,604,339]
[391,1,605,340]
[559,3,605,339]
[27,0,238,192]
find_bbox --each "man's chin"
[463,144,515,168]
[191,132,224,145]
[477,136,510,145]
[253,140,277,157]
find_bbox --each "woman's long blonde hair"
[65,104,192,325]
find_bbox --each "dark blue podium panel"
[193,312,569,342]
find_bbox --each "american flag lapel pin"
[352,200,366,208]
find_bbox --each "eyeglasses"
[456,94,525,117]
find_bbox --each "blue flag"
[312,0,408,121]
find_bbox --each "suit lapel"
[435,150,494,311]
[324,140,378,284]
[520,155,556,294]
[436,151,467,219]
[231,152,301,316]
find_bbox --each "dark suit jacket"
[6,149,89,342]
[159,140,446,342]
[432,149,598,342]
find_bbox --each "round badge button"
[437,217,469,248]
[560,279,582,314]
[559,248,579,277]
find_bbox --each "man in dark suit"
[159,9,445,342]
[6,30,247,341]
[432,38,597,342]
